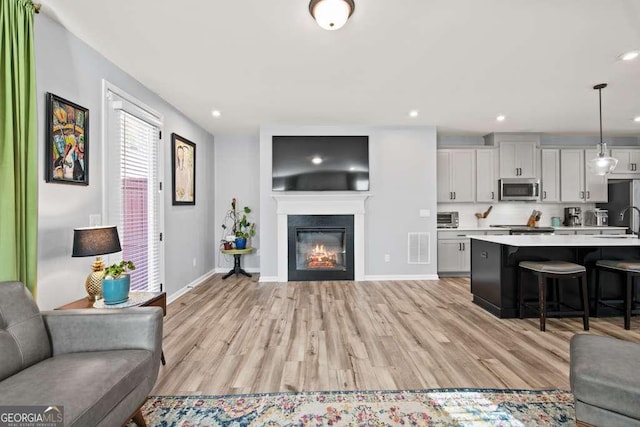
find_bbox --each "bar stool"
[518,261,589,331]
[594,260,640,330]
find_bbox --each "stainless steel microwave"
[437,211,459,228]
[499,178,540,201]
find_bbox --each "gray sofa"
[0,281,163,426]
[571,334,640,426]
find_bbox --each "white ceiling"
[42,0,640,137]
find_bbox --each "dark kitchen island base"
[470,237,640,319]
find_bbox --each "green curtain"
[0,0,38,295]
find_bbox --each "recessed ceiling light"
[211,110,222,118]
[620,50,639,61]
[311,156,323,165]
[409,110,419,118]
[349,166,356,171]
[634,116,640,123]
[496,115,506,122]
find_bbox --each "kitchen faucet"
[619,206,640,235]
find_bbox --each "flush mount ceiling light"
[587,83,618,176]
[496,115,506,122]
[634,116,640,123]
[211,110,222,118]
[409,110,419,118]
[311,156,323,165]
[309,0,355,31]
[620,50,639,61]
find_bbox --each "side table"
[56,291,167,365]
[220,248,253,279]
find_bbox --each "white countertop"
[470,234,640,247]
[439,226,628,232]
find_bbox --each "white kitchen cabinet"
[610,149,640,174]
[476,149,497,202]
[437,239,469,273]
[560,149,585,202]
[584,149,608,202]
[560,149,608,203]
[437,150,475,202]
[499,142,538,178]
[541,149,560,202]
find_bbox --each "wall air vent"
[408,232,430,264]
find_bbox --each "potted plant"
[221,198,256,250]
[102,260,135,305]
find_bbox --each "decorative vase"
[223,242,233,250]
[102,274,131,305]
[235,237,247,249]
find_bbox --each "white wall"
[214,135,260,271]
[35,15,216,309]
[259,125,438,280]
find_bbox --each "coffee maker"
[564,207,582,227]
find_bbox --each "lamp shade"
[72,226,122,257]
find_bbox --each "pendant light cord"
[599,87,603,148]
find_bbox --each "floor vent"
[408,232,430,264]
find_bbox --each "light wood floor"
[152,275,640,395]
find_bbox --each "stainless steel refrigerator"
[597,179,640,233]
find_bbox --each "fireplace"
[288,215,354,281]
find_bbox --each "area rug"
[139,389,574,426]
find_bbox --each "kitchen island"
[470,234,640,318]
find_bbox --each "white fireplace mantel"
[273,193,370,282]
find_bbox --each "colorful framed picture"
[171,133,196,205]
[45,93,89,185]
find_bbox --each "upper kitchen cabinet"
[560,149,584,202]
[437,149,475,202]
[476,149,497,202]
[499,142,538,178]
[584,149,608,202]
[541,149,560,202]
[610,149,640,174]
[560,149,608,203]
[483,133,540,179]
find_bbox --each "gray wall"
[214,135,260,271]
[259,125,438,279]
[35,14,215,309]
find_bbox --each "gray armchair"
[571,334,640,426]
[0,281,163,426]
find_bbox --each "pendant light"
[309,0,355,31]
[587,83,618,175]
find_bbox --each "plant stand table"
[221,248,253,279]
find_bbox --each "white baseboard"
[258,276,280,283]
[214,267,261,274]
[167,269,216,304]
[362,274,440,281]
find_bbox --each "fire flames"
[306,243,338,268]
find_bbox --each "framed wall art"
[171,133,196,205]
[46,93,89,185]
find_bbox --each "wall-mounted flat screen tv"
[272,136,369,191]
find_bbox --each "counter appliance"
[584,209,608,227]
[564,207,582,227]
[437,211,459,228]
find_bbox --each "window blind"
[119,111,161,292]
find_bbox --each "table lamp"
[72,226,122,300]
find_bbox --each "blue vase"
[235,237,247,249]
[102,275,131,305]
